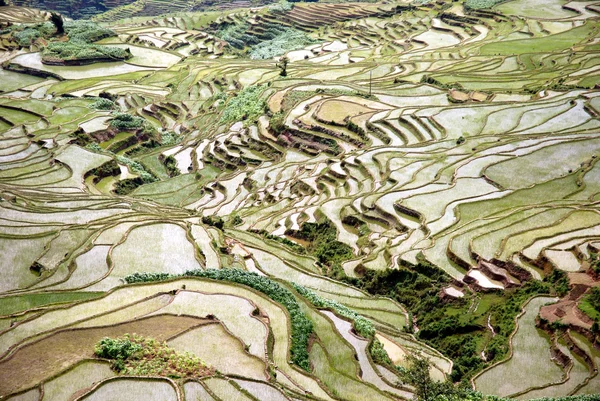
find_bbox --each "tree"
[0,0,7,7]
[277,55,289,77]
[50,12,64,35]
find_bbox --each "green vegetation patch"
[89,98,116,111]
[220,84,268,124]
[0,291,104,316]
[480,22,595,55]
[124,269,314,371]
[25,20,133,64]
[95,334,214,378]
[464,0,507,10]
[292,283,374,338]
[250,29,318,60]
[579,286,600,322]
[43,42,131,64]
[110,113,145,130]
[287,219,353,267]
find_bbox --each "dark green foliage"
[86,160,120,181]
[95,336,142,361]
[292,283,374,337]
[114,177,144,195]
[589,252,600,275]
[288,219,353,266]
[277,55,289,77]
[337,256,568,382]
[370,338,392,365]
[269,111,286,134]
[13,24,54,46]
[63,21,115,44]
[162,155,180,178]
[89,98,116,110]
[587,287,600,312]
[43,41,131,63]
[220,84,267,124]
[230,214,243,226]
[110,113,145,130]
[95,334,213,377]
[544,268,569,297]
[125,140,161,158]
[248,229,306,254]
[124,269,314,371]
[28,20,129,64]
[49,12,64,35]
[202,215,224,230]
[70,130,92,147]
[215,22,255,49]
[464,0,507,10]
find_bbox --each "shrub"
[160,131,181,146]
[110,113,145,130]
[464,0,507,9]
[269,111,286,134]
[370,338,392,365]
[202,215,224,229]
[287,219,353,266]
[95,336,142,361]
[89,98,115,110]
[292,283,375,338]
[95,334,213,378]
[249,29,317,60]
[220,84,268,124]
[269,0,293,12]
[116,155,156,183]
[588,287,600,311]
[43,41,130,62]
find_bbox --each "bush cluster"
[124,269,314,371]
[464,0,506,9]
[89,98,116,110]
[162,155,180,178]
[287,219,353,266]
[220,84,268,124]
[95,334,213,378]
[110,113,145,130]
[43,41,130,62]
[202,215,224,229]
[269,0,294,12]
[216,22,257,49]
[249,29,317,60]
[116,155,156,184]
[160,131,181,146]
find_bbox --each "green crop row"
[292,283,375,338]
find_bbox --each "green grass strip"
[0,292,104,316]
[291,283,375,338]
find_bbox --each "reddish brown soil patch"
[539,278,599,331]
[0,314,208,397]
[568,272,600,286]
[540,299,592,330]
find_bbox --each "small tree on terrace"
[277,55,289,77]
[50,12,64,35]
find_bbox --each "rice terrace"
[1,0,600,399]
